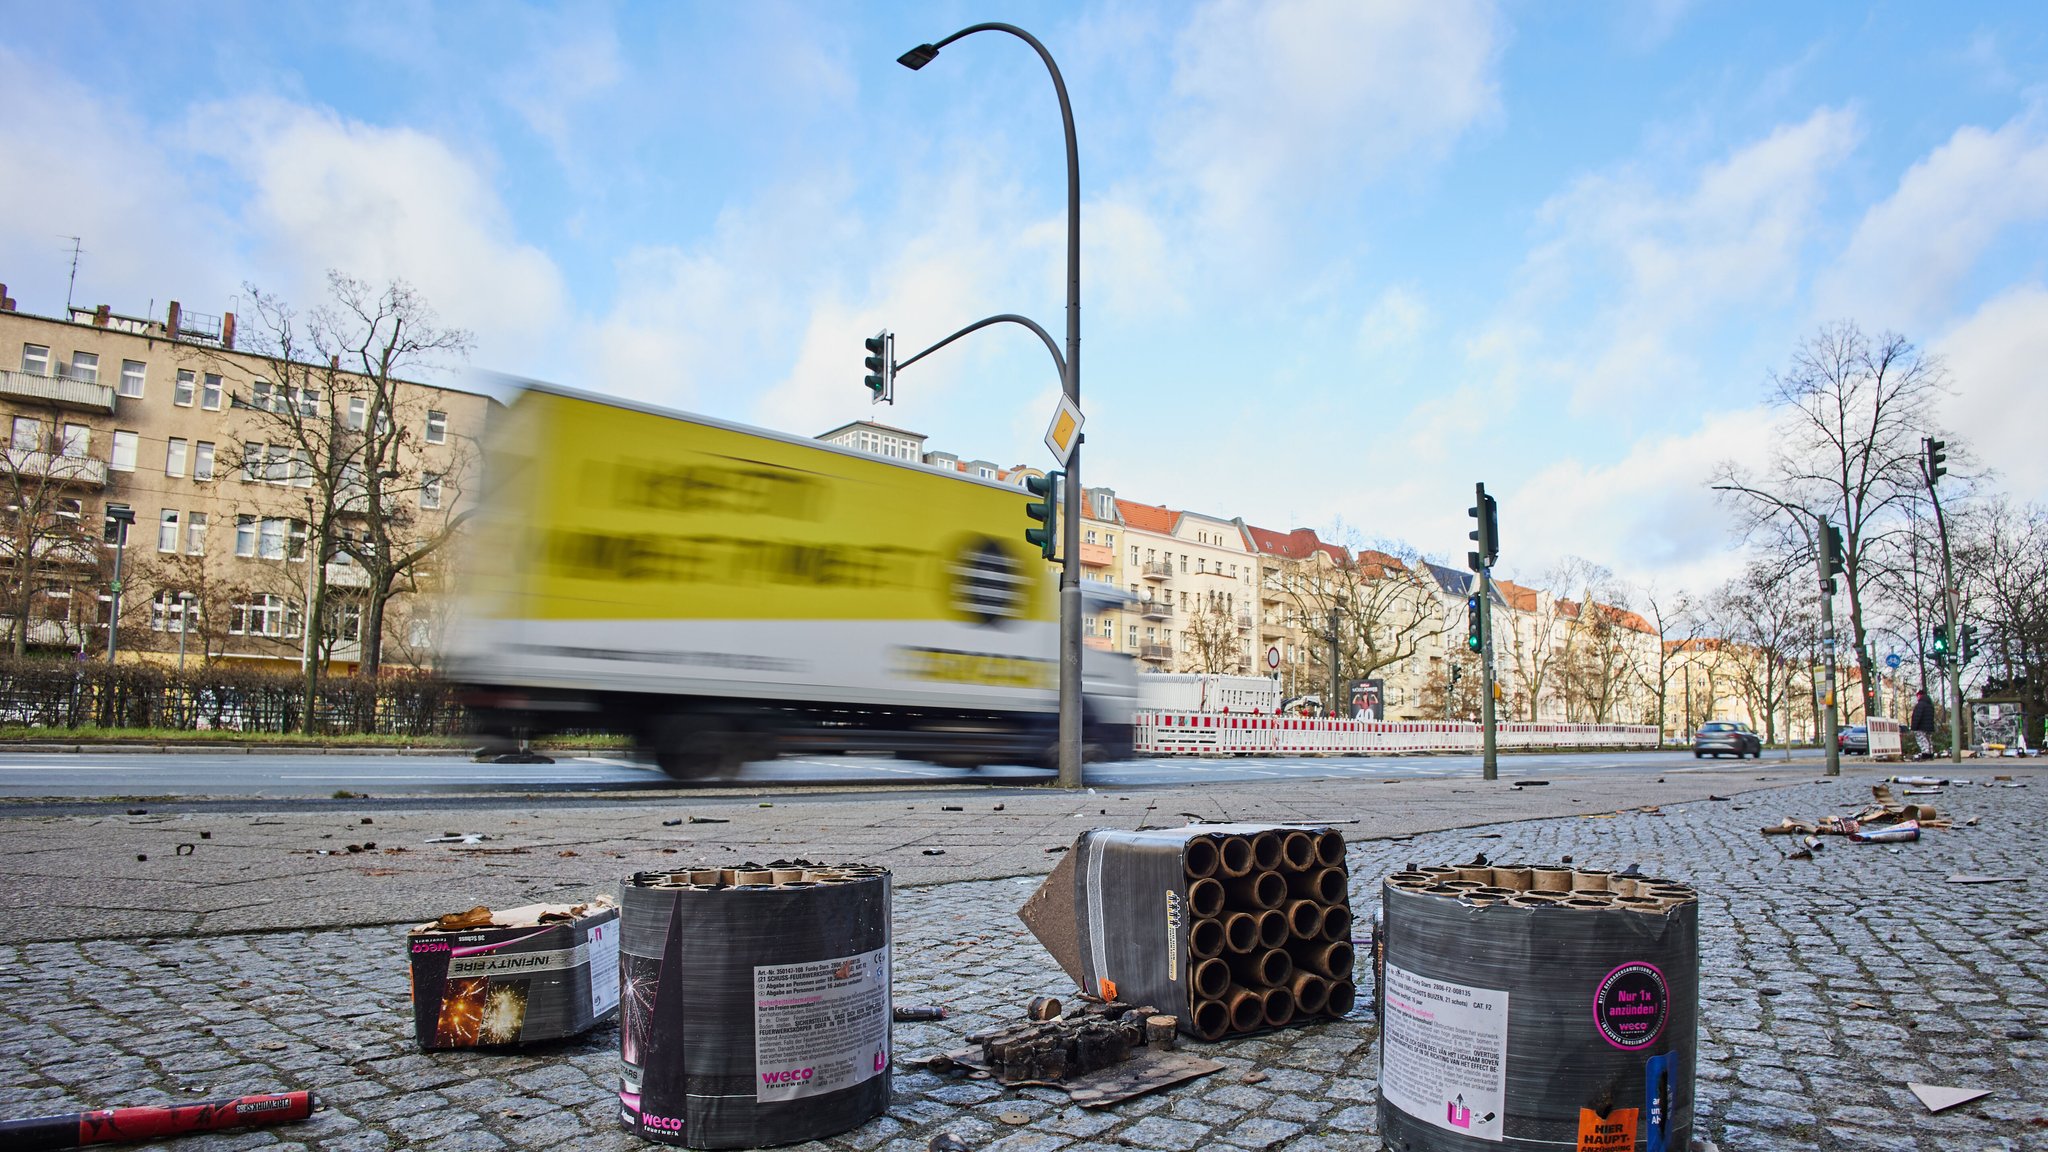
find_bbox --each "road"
[0,746,1818,799]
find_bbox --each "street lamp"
[177,592,196,672]
[900,22,1086,788]
[103,505,135,664]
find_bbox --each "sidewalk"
[2,762,2043,1151]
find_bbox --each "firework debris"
[407,897,620,1051]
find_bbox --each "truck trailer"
[447,384,1135,777]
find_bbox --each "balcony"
[1141,560,1173,581]
[324,561,370,588]
[1139,643,1173,663]
[0,451,108,487]
[1140,599,1173,620]
[1236,613,1253,631]
[1260,616,1289,638]
[1079,541,1114,568]
[0,369,117,413]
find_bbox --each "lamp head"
[897,43,940,69]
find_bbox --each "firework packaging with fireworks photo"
[407,897,621,1051]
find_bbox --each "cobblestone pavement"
[2,772,2044,1151]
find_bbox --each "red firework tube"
[0,1091,316,1151]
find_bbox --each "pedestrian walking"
[1910,689,1936,760]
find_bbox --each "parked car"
[1837,724,1869,755]
[1694,720,1762,759]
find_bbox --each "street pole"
[1327,605,1340,717]
[1928,504,1965,765]
[901,23,1084,788]
[104,518,130,663]
[177,594,190,672]
[1478,570,1498,780]
[1817,520,1841,777]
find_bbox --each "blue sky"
[4,1,2046,596]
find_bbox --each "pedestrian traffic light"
[1466,594,1483,653]
[1924,437,1947,486]
[1960,622,1977,664]
[1931,624,1948,667]
[1467,483,1498,572]
[1822,522,1845,580]
[1024,470,1061,561]
[863,331,894,405]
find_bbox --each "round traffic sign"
[1885,652,1902,669]
[1266,646,1281,670]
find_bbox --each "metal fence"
[0,657,468,736]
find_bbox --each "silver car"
[1694,720,1761,759]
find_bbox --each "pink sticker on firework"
[1593,961,1669,1050]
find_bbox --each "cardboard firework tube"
[1285,899,1322,938]
[1295,939,1354,979]
[1192,957,1232,1000]
[1229,947,1294,989]
[0,1091,317,1150]
[1251,830,1284,871]
[1314,830,1346,867]
[1326,979,1357,1016]
[1491,866,1533,891]
[1619,895,1669,913]
[1217,836,1255,878]
[1256,908,1290,949]
[1223,986,1265,1032]
[1280,831,1316,871]
[1028,996,1062,1021]
[1456,866,1494,884]
[1189,917,1226,960]
[734,869,775,886]
[1510,893,1565,907]
[1145,1015,1179,1050]
[1261,985,1297,1027]
[1287,971,1331,1015]
[1287,866,1346,903]
[1227,870,1288,910]
[1565,897,1612,909]
[1572,870,1612,892]
[1187,877,1227,918]
[1318,904,1353,943]
[1191,999,1230,1041]
[1223,912,1260,953]
[1569,888,1611,901]
[1529,866,1574,893]
[1606,876,1639,898]
[1183,836,1220,879]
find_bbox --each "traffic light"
[1467,483,1498,572]
[1931,623,1948,667]
[1024,470,1061,561]
[1822,522,1845,580]
[1466,594,1483,653]
[1960,623,1977,664]
[863,331,894,404]
[1924,437,1947,486]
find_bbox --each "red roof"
[1354,549,1409,575]
[1494,580,1540,613]
[1116,500,1179,535]
[1242,524,1349,564]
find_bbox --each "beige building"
[1113,499,1255,674]
[0,288,491,671]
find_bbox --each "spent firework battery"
[0,1090,315,1151]
[1376,864,1700,1151]
[407,898,620,1051]
[621,864,891,1150]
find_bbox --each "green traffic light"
[1024,471,1061,561]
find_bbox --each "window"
[21,344,49,374]
[287,519,308,562]
[406,618,432,648]
[119,360,145,398]
[201,373,223,410]
[66,351,99,383]
[165,438,188,477]
[230,594,299,638]
[60,424,88,457]
[111,431,138,472]
[289,448,312,487]
[1180,555,1189,574]
[421,472,443,510]
[425,408,448,443]
[235,515,257,558]
[157,510,178,552]
[250,380,273,411]
[265,444,289,483]
[192,441,215,481]
[174,370,196,406]
[242,442,263,481]
[345,397,366,431]
[298,387,320,418]
[329,603,363,643]
[1105,533,1114,547]
[10,416,40,451]
[1085,529,1097,544]
[258,518,285,561]
[150,590,196,633]
[1128,625,1139,647]
[186,512,206,555]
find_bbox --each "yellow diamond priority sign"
[1044,394,1084,466]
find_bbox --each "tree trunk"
[361,570,395,677]
[301,559,330,735]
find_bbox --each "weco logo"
[946,537,1028,627]
[1164,890,1185,982]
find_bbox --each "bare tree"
[1498,557,1603,721]
[1713,321,1950,719]
[1281,544,1442,700]
[1636,586,1703,738]
[1708,561,1817,747]
[1179,597,1247,675]
[1955,498,2047,748]
[0,409,103,655]
[1418,650,1483,722]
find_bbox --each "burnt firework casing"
[620,869,891,1149]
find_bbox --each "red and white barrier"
[1866,717,1903,761]
[1129,712,1659,756]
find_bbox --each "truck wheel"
[647,714,751,780]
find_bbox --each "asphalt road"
[0,745,1820,799]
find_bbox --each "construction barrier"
[1866,717,1903,761]
[1131,712,1659,757]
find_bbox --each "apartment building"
[0,288,491,670]
[1115,499,1256,673]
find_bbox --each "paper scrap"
[1907,1083,1989,1113]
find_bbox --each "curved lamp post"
[901,24,1086,788]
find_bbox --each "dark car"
[1694,720,1761,759]
[1837,725,1870,755]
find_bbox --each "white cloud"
[1163,0,1502,241]
[500,16,624,160]
[1356,285,1428,356]
[1817,113,2048,332]
[1933,283,2048,499]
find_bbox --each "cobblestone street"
[3,772,2044,1151]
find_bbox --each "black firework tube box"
[408,898,622,1050]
